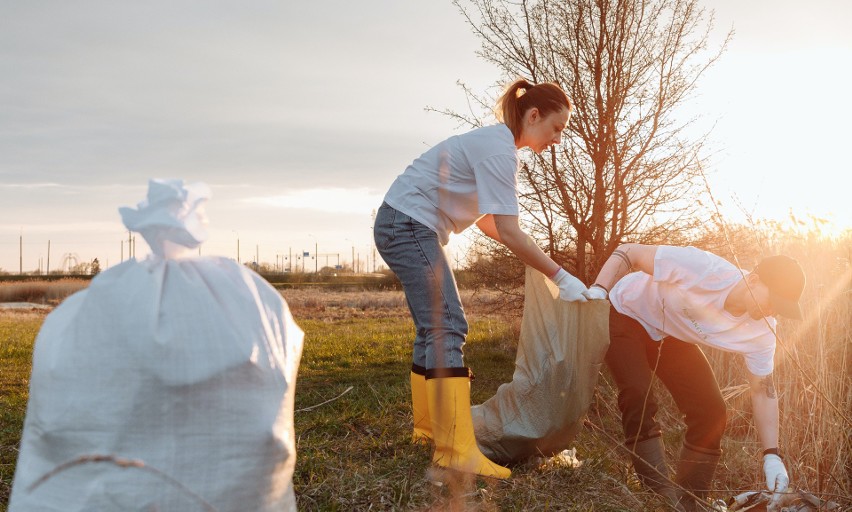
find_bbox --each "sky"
[1,0,850,273]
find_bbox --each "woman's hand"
[550,269,590,302]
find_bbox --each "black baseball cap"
[754,255,806,320]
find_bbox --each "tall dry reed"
[704,226,851,500]
[0,280,88,305]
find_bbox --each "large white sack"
[472,267,609,464]
[10,179,303,512]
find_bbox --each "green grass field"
[0,305,650,511]
[0,313,41,512]
[292,314,637,511]
[1,275,849,510]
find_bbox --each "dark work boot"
[629,437,683,510]
[674,443,721,511]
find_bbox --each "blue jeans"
[373,202,468,369]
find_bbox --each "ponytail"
[495,78,572,141]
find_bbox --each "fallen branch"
[296,385,354,412]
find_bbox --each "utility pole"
[315,242,318,274]
[344,238,355,273]
[370,209,376,273]
[47,240,51,275]
[124,235,135,259]
[19,231,23,275]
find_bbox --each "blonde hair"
[495,79,572,140]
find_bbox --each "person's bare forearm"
[499,228,560,278]
[592,244,658,293]
[488,215,561,277]
[750,373,780,450]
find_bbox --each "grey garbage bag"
[10,179,303,512]
[471,266,610,464]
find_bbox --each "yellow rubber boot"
[426,370,511,479]
[410,365,432,443]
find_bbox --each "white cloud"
[0,182,64,190]
[244,187,385,215]
[0,221,122,235]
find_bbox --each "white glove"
[551,268,589,302]
[586,285,608,300]
[763,454,789,507]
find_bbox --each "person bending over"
[589,244,803,510]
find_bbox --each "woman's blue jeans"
[373,202,468,369]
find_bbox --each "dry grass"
[290,311,647,511]
[282,232,852,508]
[282,288,511,321]
[703,233,852,502]
[2,236,849,510]
[0,280,88,305]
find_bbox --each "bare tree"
[446,0,729,282]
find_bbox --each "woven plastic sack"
[472,266,610,464]
[10,179,303,512]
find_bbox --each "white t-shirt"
[383,124,520,245]
[610,246,777,376]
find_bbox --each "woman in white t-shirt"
[589,244,805,510]
[374,79,591,479]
